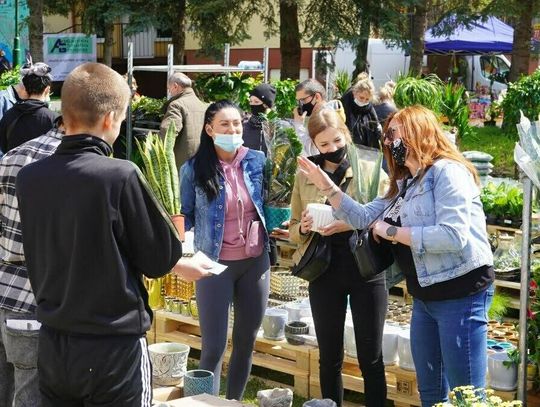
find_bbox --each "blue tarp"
[425,16,514,55]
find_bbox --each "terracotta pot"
[171,214,185,242]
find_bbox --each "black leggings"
[309,246,387,407]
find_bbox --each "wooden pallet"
[154,310,314,397]
[309,350,421,407]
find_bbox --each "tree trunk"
[103,22,114,67]
[171,0,186,65]
[279,0,301,80]
[352,3,371,79]
[508,0,533,83]
[409,0,428,76]
[27,0,44,62]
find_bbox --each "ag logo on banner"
[43,33,97,81]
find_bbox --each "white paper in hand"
[192,251,228,275]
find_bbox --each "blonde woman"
[290,108,388,406]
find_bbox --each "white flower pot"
[382,324,400,366]
[344,320,357,358]
[488,352,517,391]
[397,329,415,371]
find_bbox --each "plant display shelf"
[309,350,421,406]
[154,310,314,397]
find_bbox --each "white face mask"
[213,133,244,153]
[354,99,369,107]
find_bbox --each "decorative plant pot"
[148,342,190,386]
[488,352,517,391]
[382,324,400,366]
[285,321,309,345]
[344,320,357,358]
[264,204,291,233]
[397,329,415,371]
[147,277,164,310]
[189,296,199,320]
[184,369,214,397]
[285,302,312,322]
[171,214,185,242]
[262,308,288,340]
[257,388,293,407]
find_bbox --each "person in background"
[160,72,207,170]
[373,81,397,127]
[0,117,64,407]
[289,108,388,407]
[293,79,346,157]
[297,105,494,407]
[181,100,270,401]
[16,62,210,407]
[341,72,381,149]
[0,65,29,121]
[242,83,276,155]
[0,51,10,75]
[0,63,57,152]
[123,73,141,101]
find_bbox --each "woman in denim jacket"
[297,105,494,407]
[180,100,270,400]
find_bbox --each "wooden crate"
[309,350,421,406]
[154,310,313,397]
[275,239,298,268]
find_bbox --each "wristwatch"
[386,225,398,244]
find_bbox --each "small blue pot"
[184,369,214,397]
[263,205,291,232]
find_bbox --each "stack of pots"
[488,320,518,346]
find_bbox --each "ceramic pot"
[397,329,415,371]
[285,302,311,322]
[285,321,309,345]
[344,320,357,358]
[257,388,293,407]
[189,296,198,320]
[300,317,316,337]
[262,308,288,340]
[497,341,515,351]
[183,369,214,397]
[488,352,517,391]
[382,324,400,366]
[148,342,190,386]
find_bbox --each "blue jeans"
[410,286,493,407]
[0,308,41,407]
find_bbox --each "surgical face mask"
[390,138,407,167]
[250,104,266,116]
[213,133,243,153]
[320,145,347,164]
[354,99,369,107]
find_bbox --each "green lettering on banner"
[47,37,94,55]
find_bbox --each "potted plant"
[132,96,166,131]
[263,116,303,232]
[393,74,444,113]
[136,122,184,309]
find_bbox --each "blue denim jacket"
[180,149,269,261]
[335,159,493,287]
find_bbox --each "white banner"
[43,33,97,81]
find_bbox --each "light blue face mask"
[213,133,244,153]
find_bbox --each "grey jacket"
[160,88,208,170]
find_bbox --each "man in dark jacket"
[242,83,276,155]
[16,62,210,407]
[0,62,57,152]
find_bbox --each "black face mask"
[320,146,347,164]
[300,101,316,117]
[250,104,266,116]
[390,139,407,167]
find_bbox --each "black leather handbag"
[350,175,422,280]
[291,233,331,282]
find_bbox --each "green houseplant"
[263,117,303,231]
[135,122,183,310]
[393,74,444,113]
[132,96,166,130]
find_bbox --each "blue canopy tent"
[425,16,513,55]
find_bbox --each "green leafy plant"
[440,83,473,145]
[333,69,351,99]
[194,72,262,111]
[264,119,302,206]
[503,347,520,369]
[501,68,540,140]
[393,74,444,113]
[0,68,19,90]
[433,385,522,406]
[132,96,167,125]
[481,182,523,221]
[271,78,298,119]
[135,122,179,215]
[488,292,511,320]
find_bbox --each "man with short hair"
[0,118,63,407]
[16,62,210,407]
[293,79,345,156]
[0,63,57,152]
[160,72,207,170]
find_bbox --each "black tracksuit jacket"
[16,134,182,336]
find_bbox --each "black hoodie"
[16,135,182,336]
[0,99,58,152]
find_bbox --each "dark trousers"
[38,326,151,407]
[309,246,388,407]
